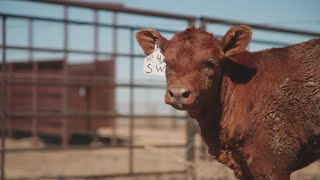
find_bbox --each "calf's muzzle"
[165,86,194,110]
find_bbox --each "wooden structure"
[1,59,115,139]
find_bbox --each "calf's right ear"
[135,29,168,55]
[220,25,252,57]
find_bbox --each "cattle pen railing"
[1,1,320,180]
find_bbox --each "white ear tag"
[143,44,166,76]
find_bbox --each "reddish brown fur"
[136,26,320,179]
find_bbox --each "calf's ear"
[220,25,252,57]
[135,29,168,55]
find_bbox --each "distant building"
[0,59,115,142]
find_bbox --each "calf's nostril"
[168,90,174,97]
[168,87,191,99]
[182,91,191,98]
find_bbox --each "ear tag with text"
[143,44,166,76]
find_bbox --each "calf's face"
[136,26,252,111]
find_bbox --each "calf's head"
[136,26,252,112]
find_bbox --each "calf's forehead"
[164,47,216,63]
[164,28,221,64]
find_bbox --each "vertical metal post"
[1,16,7,180]
[62,6,69,148]
[29,18,39,144]
[93,10,99,62]
[90,10,99,140]
[111,12,118,60]
[128,27,135,174]
[28,19,34,60]
[111,12,118,146]
[186,116,196,180]
[199,18,206,30]
[185,19,196,180]
[171,106,178,129]
[6,64,11,137]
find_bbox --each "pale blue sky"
[1,0,319,115]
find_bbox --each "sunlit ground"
[2,119,320,180]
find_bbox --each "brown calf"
[136,25,320,179]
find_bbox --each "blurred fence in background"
[1,0,319,180]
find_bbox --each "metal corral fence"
[1,0,320,180]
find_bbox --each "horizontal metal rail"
[6,111,186,119]
[200,17,320,37]
[1,72,165,88]
[0,13,179,34]
[2,73,115,81]
[4,79,165,89]
[2,41,290,56]
[6,170,187,180]
[0,45,145,58]
[1,144,186,153]
[0,41,290,56]
[249,38,290,46]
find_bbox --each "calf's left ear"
[220,25,252,57]
[135,29,168,55]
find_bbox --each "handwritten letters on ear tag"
[143,44,166,76]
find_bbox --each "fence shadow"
[2,130,125,146]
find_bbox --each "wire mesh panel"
[0,1,194,179]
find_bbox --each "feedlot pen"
[1,0,320,179]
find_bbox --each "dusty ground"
[2,119,320,180]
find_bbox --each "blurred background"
[0,0,319,179]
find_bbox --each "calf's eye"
[203,61,215,70]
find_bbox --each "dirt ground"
[2,119,320,180]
